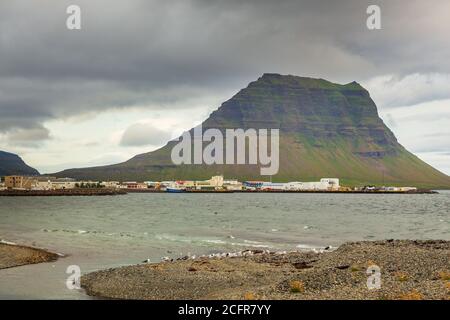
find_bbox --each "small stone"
[292,262,313,269]
[336,265,350,270]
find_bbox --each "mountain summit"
[55,74,450,188]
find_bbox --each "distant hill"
[0,151,39,176]
[55,73,450,188]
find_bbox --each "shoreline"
[0,188,438,196]
[87,189,438,194]
[81,240,450,300]
[0,241,61,270]
[0,189,127,196]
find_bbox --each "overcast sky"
[0,0,449,174]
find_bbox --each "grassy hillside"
[55,74,450,188]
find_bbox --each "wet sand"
[0,242,60,269]
[81,240,450,300]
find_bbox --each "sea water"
[0,192,449,299]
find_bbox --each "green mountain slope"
[55,73,450,188]
[0,151,40,176]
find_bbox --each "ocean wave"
[0,239,17,245]
[296,243,335,253]
[230,242,271,248]
[154,233,275,249]
[41,228,134,238]
[203,239,227,244]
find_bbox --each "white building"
[144,181,159,188]
[285,178,340,191]
[223,179,243,191]
[260,182,287,191]
[208,175,224,187]
[285,181,328,190]
[160,181,175,187]
[120,182,148,189]
[285,182,303,190]
[381,186,417,192]
[320,178,340,190]
[194,175,224,190]
[34,178,77,190]
[399,187,417,192]
[101,181,120,189]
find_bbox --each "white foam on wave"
[155,233,192,243]
[203,239,227,244]
[296,243,328,253]
[0,239,17,245]
[243,239,264,244]
[231,242,271,248]
[226,239,273,248]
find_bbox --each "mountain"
[55,73,450,188]
[0,151,40,176]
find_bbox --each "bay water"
[0,192,448,299]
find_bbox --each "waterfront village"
[0,175,418,193]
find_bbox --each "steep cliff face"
[0,151,39,176]
[203,74,398,153]
[55,74,450,188]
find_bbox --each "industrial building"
[246,178,340,191]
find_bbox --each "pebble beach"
[0,242,59,270]
[81,240,450,300]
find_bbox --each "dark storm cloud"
[5,126,51,148]
[1,0,450,138]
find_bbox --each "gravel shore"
[81,240,450,300]
[0,242,60,269]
